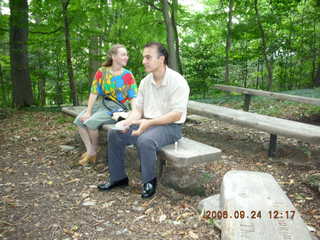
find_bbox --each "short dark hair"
[144,42,168,65]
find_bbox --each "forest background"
[1,0,320,108]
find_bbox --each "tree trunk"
[314,60,320,87]
[161,0,179,72]
[254,0,273,90]
[225,0,234,85]
[0,63,7,106]
[171,0,183,73]
[9,0,34,107]
[38,53,46,106]
[61,0,78,105]
[88,36,100,85]
[312,19,320,86]
[55,55,64,106]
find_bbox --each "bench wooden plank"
[220,170,313,240]
[188,100,320,144]
[215,84,320,106]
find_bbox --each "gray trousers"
[107,123,182,184]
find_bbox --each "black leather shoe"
[97,177,129,192]
[141,178,157,199]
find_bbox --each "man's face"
[113,47,129,67]
[142,46,164,73]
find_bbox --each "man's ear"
[159,55,165,64]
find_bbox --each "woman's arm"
[80,93,98,122]
[86,93,98,114]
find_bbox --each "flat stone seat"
[219,170,313,240]
[62,106,221,195]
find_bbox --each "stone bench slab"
[188,100,320,143]
[161,137,221,168]
[220,170,313,240]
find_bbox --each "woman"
[74,44,137,165]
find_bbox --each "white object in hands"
[111,121,129,131]
[112,112,129,121]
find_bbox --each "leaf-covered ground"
[0,109,319,240]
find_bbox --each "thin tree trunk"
[298,10,305,88]
[9,0,34,107]
[87,35,100,105]
[38,53,46,106]
[256,60,259,89]
[171,0,182,73]
[61,0,78,105]
[88,36,100,85]
[261,59,264,87]
[33,17,46,106]
[55,55,64,106]
[254,0,273,90]
[312,19,319,86]
[225,0,234,85]
[161,0,179,72]
[314,60,320,87]
[0,63,7,106]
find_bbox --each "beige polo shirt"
[135,67,190,124]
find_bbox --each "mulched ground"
[0,109,319,240]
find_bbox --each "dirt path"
[0,110,319,240]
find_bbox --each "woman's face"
[113,47,129,67]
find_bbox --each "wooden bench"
[188,100,320,156]
[62,106,221,195]
[198,170,314,240]
[215,84,320,111]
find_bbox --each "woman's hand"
[80,111,91,122]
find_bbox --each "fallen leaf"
[159,214,167,223]
[189,231,199,239]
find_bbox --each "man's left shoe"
[141,178,157,199]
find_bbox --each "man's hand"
[117,119,132,133]
[80,112,91,122]
[131,119,152,136]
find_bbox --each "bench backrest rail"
[215,84,320,108]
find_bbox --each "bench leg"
[243,94,251,111]
[268,134,277,157]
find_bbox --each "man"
[97,42,190,198]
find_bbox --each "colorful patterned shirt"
[91,67,138,103]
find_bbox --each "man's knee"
[137,135,156,150]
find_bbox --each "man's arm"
[126,102,143,123]
[131,111,182,136]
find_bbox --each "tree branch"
[30,27,63,34]
[0,26,63,35]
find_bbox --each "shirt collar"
[151,66,168,87]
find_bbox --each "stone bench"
[188,100,320,157]
[61,106,221,195]
[198,170,314,240]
